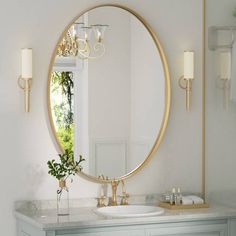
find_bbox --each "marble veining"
[14,194,150,211]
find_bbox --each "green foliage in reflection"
[52,72,74,128]
[51,71,74,153]
[57,125,74,154]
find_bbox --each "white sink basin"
[94,205,164,218]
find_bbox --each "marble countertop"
[15,203,236,231]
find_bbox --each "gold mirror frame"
[47,4,171,183]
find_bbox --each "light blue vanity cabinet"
[16,208,236,236]
[17,219,44,236]
[49,229,145,236]
[146,221,228,236]
[15,204,236,236]
[16,220,229,236]
[54,221,228,236]
[228,219,236,236]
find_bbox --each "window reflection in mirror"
[50,71,74,153]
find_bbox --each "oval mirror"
[48,5,170,182]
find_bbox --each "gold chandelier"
[57,23,108,59]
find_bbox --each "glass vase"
[57,180,69,216]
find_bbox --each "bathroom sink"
[94,205,164,218]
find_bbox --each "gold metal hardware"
[57,24,107,59]
[216,78,230,111]
[202,0,206,201]
[120,194,129,205]
[96,175,109,207]
[110,179,120,206]
[97,177,129,207]
[178,76,192,111]
[223,80,229,111]
[96,195,107,208]
[120,180,129,205]
[18,77,32,112]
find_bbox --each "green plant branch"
[47,150,85,181]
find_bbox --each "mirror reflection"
[49,6,166,180]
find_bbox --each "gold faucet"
[96,177,129,207]
[110,179,120,206]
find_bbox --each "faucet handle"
[96,177,108,207]
[120,180,129,205]
[96,195,107,208]
[120,192,129,205]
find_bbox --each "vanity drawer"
[228,219,236,236]
[59,229,144,236]
[17,219,45,236]
[146,223,227,236]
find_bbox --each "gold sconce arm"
[223,80,230,111]
[18,77,32,112]
[178,76,192,111]
[216,77,230,111]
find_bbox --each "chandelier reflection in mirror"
[57,22,109,59]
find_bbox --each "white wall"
[206,0,236,204]
[0,0,202,235]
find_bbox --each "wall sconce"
[18,48,33,112]
[218,51,231,110]
[178,51,194,111]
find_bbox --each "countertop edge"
[15,211,43,230]
[15,206,236,231]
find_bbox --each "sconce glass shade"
[80,26,92,41]
[21,48,32,79]
[72,22,84,37]
[71,25,77,38]
[91,24,109,42]
[220,51,231,80]
[184,51,194,80]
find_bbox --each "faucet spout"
[111,179,119,206]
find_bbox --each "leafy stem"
[47,149,85,181]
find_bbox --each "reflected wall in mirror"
[48,5,170,182]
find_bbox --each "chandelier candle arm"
[57,23,108,59]
[91,24,109,43]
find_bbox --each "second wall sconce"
[218,51,231,110]
[18,48,33,112]
[178,51,195,111]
